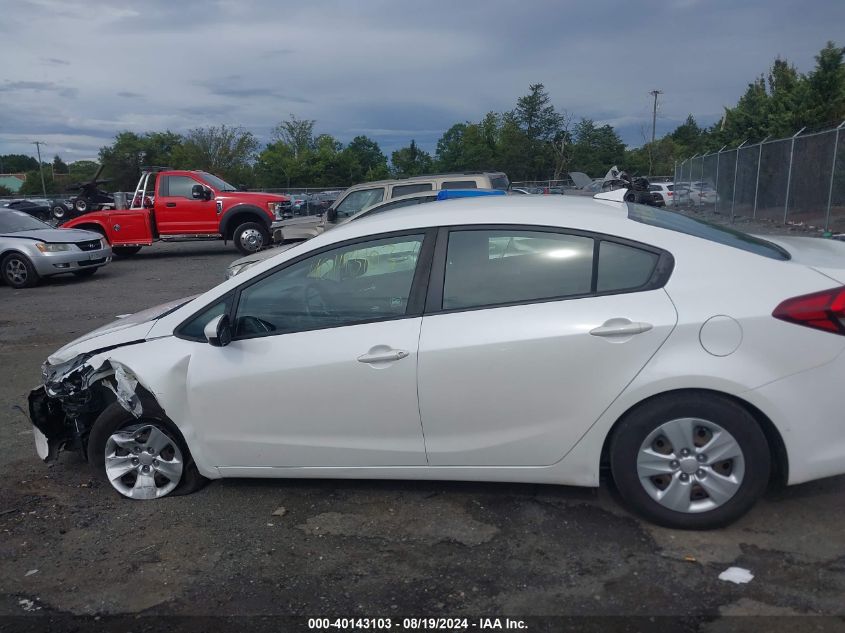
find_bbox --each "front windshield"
[199,171,238,192]
[0,210,50,233]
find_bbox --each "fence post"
[714,145,727,214]
[752,136,769,219]
[730,140,747,222]
[783,127,806,223]
[825,121,845,232]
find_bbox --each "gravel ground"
[1,226,844,631]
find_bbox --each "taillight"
[667,192,673,197]
[772,287,845,334]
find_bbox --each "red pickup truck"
[61,168,288,255]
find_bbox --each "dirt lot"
[1,230,844,631]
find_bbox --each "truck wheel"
[74,197,89,213]
[2,253,40,288]
[234,222,269,255]
[112,246,142,258]
[52,204,69,221]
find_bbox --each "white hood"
[48,295,197,364]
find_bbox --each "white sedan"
[28,193,845,529]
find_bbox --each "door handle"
[590,318,653,338]
[165,202,177,207]
[357,348,410,364]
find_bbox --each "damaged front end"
[28,354,144,462]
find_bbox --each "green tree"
[51,154,68,174]
[805,41,845,125]
[19,170,59,195]
[0,154,39,173]
[171,125,259,185]
[570,119,626,176]
[391,140,433,177]
[273,115,315,159]
[342,135,389,182]
[67,160,101,182]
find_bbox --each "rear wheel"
[112,246,142,258]
[609,392,770,529]
[233,221,269,255]
[2,253,39,288]
[74,197,89,213]
[88,402,207,500]
[52,204,69,220]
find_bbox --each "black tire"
[112,246,142,258]
[609,392,771,529]
[233,221,269,255]
[1,253,39,288]
[74,197,89,213]
[52,204,69,220]
[87,402,208,499]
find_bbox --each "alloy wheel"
[239,228,263,252]
[4,258,28,286]
[104,424,184,499]
[636,417,745,513]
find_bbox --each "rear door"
[155,174,219,234]
[417,227,677,466]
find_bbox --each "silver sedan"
[0,210,112,288]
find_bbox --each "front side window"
[165,176,201,199]
[443,230,594,310]
[335,188,385,219]
[178,296,233,340]
[234,234,425,336]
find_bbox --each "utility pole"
[32,141,47,198]
[648,90,663,177]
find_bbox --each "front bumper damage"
[27,353,145,462]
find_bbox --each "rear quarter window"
[627,203,790,260]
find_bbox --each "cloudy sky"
[0,0,842,163]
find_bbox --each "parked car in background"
[243,189,505,278]
[649,183,674,207]
[676,182,719,206]
[0,210,112,288]
[2,199,53,221]
[30,194,845,530]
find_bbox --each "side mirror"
[326,208,338,223]
[191,184,205,200]
[204,314,232,347]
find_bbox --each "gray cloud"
[0,0,842,162]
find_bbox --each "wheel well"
[600,388,789,486]
[222,212,268,240]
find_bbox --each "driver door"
[156,174,218,234]
[185,230,434,469]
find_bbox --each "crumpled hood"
[47,295,197,364]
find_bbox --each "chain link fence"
[674,122,845,233]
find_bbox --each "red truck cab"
[62,168,288,255]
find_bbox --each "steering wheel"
[303,283,331,318]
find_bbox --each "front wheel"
[2,253,39,288]
[52,204,69,220]
[233,221,269,255]
[87,403,207,500]
[609,392,770,529]
[112,246,142,258]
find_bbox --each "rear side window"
[441,180,478,189]
[443,230,594,310]
[597,241,659,292]
[627,203,789,260]
[490,175,510,191]
[392,183,433,197]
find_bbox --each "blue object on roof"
[436,188,505,201]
